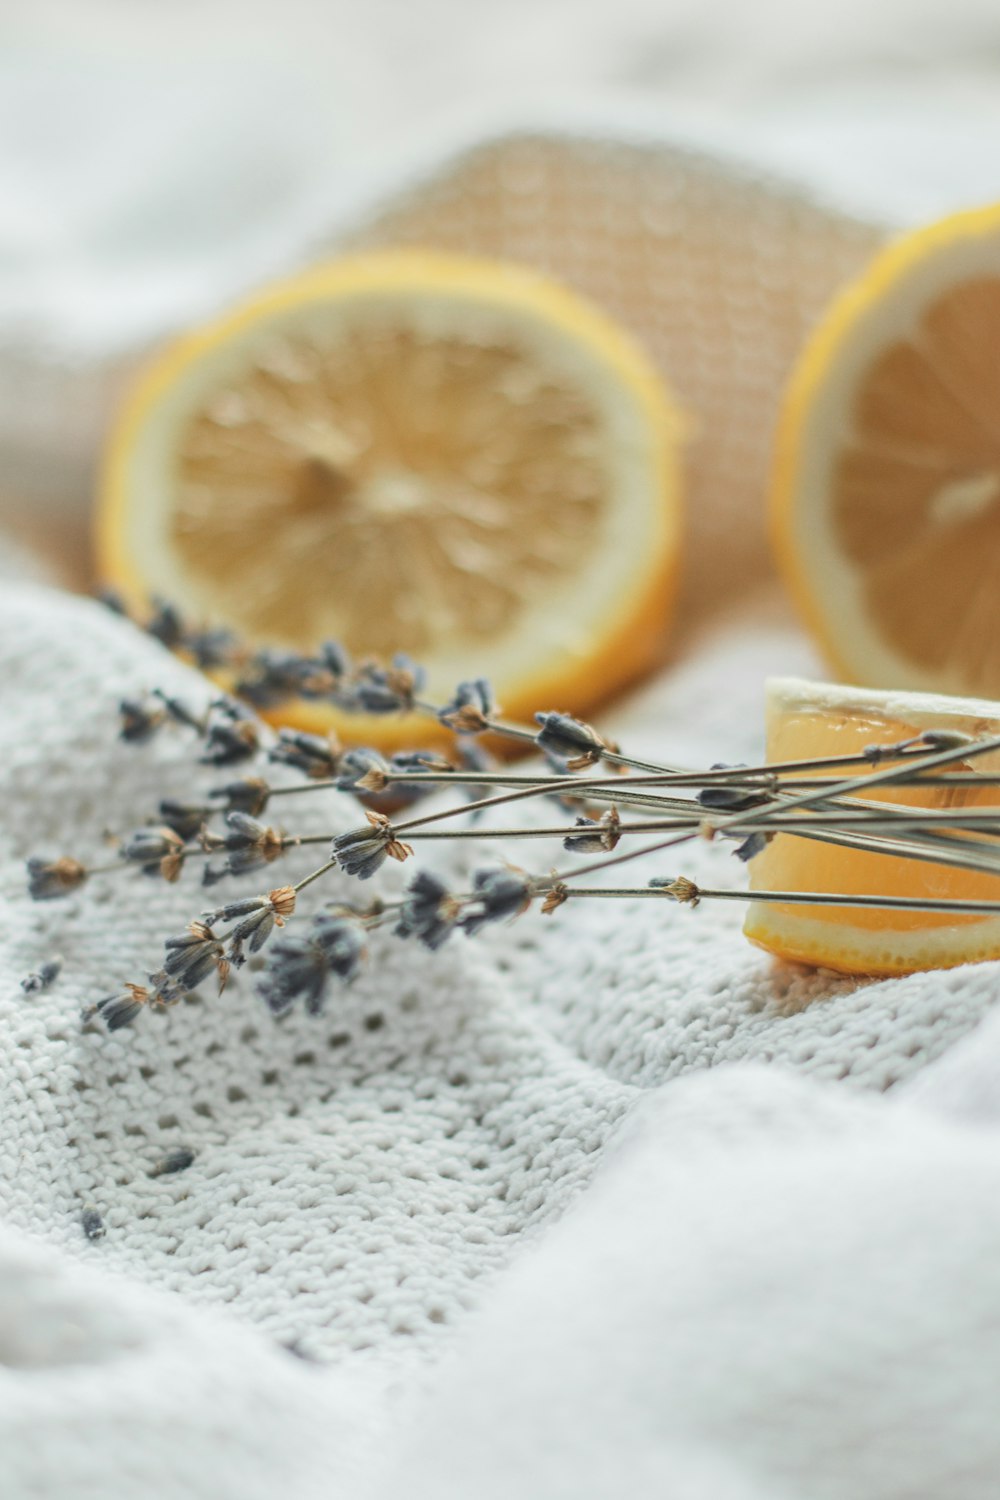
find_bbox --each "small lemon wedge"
[745,677,1000,976]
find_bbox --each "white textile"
[3,580,1000,1499]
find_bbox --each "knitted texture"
[4,134,1000,1499]
[5,583,1000,1499]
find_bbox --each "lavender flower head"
[395,870,459,950]
[460,868,533,936]
[333,813,412,880]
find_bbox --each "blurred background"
[5,0,1000,594]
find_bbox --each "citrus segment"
[773,204,1000,700]
[744,677,1000,976]
[98,252,683,748]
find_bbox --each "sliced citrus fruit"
[772,203,1000,700]
[744,677,1000,976]
[98,251,683,749]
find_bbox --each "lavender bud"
[200,709,259,766]
[534,712,605,766]
[209,776,271,816]
[119,697,165,744]
[163,923,225,989]
[439,679,494,732]
[158,800,210,841]
[201,895,270,924]
[352,681,407,714]
[148,971,185,1009]
[921,730,975,752]
[259,935,328,1016]
[563,818,605,854]
[81,1206,106,1241]
[90,984,149,1032]
[563,809,621,854]
[236,650,317,708]
[21,958,62,994]
[146,598,184,649]
[119,827,184,866]
[228,906,276,966]
[391,653,426,691]
[649,875,700,906]
[863,736,924,764]
[332,814,412,880]
[152,690,202,730]
[387,750,455,802]
[332,824,391,880]
[390,751,453,775]
[319,640,351,680]
[733,832,770,862]
[149,1146,195,1178]
[336,748,389,792]
[27,856,87,901]
[269,730,341,778]
[395,870,457,950]
[460,868,532,936]
[210,695,245,720]
[351,656,425,714]
[224,811,267,845]
[186,626,237,670]
[311,915,366,980]
[218,811,285,875]
[698,784,767,811]
[97,588,127,616]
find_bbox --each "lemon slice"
[99,251,683,746]
[772,203,1000,700]
[745,676,1000,976]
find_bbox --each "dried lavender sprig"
[74,596,1000,1009]
[534,732,1000,891]
[783,825,1000,879]
[111,594,662,774]
[539,817,1000,892]
[157,740,1000,829]
[34,756,1000,905]
[363,754,999,795]
[111,597,1000,848]
[110,596,1000,807]
[611,880,1000,915]
[155,764,1000,887]
[711,730,1000,836]
[526,877,1000,918]
[393,813,1000,839]
[376,808,1000,881]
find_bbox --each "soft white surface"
[371,1072,1000,1500]
[6,9,1000,1490]
[4,582,1000,1498]
[6,0,1000,356]
[5,0,1000,547]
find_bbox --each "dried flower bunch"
[27,595,1000,1032]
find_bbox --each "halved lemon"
[98,251,683,748]
[745,677,1000,976]
[773,203,1000,700]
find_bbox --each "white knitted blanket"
[4,133,1000,1499]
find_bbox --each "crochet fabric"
[3,134,1000,1499]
